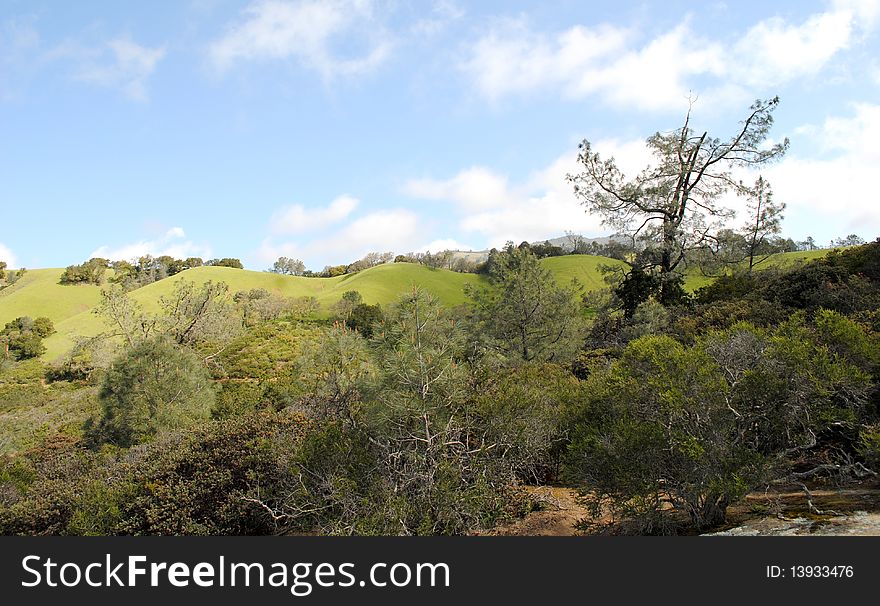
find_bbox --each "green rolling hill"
[2,263,491,361]
[0,250,831,362]
[0,268,105,323]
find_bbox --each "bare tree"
[94,285,157,348]
[568,97,789,302]
[741,176,785,273]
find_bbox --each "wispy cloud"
[460,1,878,111]
[270,195,359,234]
[208,0,392,79]
[73,35,166,101]
[258,204,423,268]
[410,0,465,37]
[404,167,512,212]
[403,151,629,248]
[90,227,212,261]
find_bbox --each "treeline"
[267,239,632,280]
[60,256,243,288]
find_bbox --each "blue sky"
[1,0,879,270]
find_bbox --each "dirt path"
[482,486,592,536]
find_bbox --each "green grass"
[683,249,834,292]
[541,255,627,290]
[0,268,104,326]
[754,248,830,268]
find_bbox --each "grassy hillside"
[38,263,488,360]
[0,268,104,327]
[683,249,835,291]
[542,255,627,290]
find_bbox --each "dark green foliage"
[332,290,362,322]
[472,363,581,483]
[0,435,100,534]
[113,413,303,535]
[615,264,659,318]
[345,303,383,337]
[4,239,880,538]
[292,327,376,423]
[32,317,55,338]
[2,316,53,360]
[759,263,874,312]
[670,299,787,344]
[206,258,244,269]
[211,381,267,419]
[0,414,306,535]
[566,314,878,533]
[566,335,761,533]
[466,246,587,364]
[278,421,388,534]
[59,258,108,285]
[694,272,760,304]
[88,339,215,447]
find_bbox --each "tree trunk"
[693,494,729,530]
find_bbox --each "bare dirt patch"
[479,486,593,536]
[482,483,880,536]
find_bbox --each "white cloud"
[404,150,635,248]
[832,0,880,31]
[0,243,18,269]
[319,209,420,255]
[410,0,465,37]
[74,35,166,101]
[418,238,476,252]
[258,208,422,268]
[90,227,212,261]
[459,17,630,103]
[208,0,391,79]
[404,167,511,211]
[732,9,855,87]
[460,2,877,111]
[271,195,359,234]
[760,103,880,240]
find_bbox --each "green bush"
[0,413,306,535]
[211,381,266,419]
[88,339,215,447]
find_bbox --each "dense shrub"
[217,322,323,380]
[1,316,54,361]
[565,314,877,534]
[86,339,215,447]
[0,414,306,535]
[472,363,581,483]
